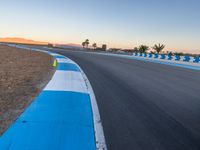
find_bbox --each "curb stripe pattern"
[57,63,80,71]
[0,47,106,150]
[44,71,88,93]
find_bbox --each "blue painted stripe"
[57,63,80,72]
[54,55,66,59]
[0,91,95,150]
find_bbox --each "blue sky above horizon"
[1,0,200,53]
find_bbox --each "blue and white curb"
[0,45,107,150]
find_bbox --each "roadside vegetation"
[46,39,199,57]
[138,45,149,53]
[80,39,199,56]
[152,44,165,54]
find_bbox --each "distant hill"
[0,37,48,45]
[0,37,83,49]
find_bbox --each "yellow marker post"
[53,59,57,67]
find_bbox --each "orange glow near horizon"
[1,0,200,54]
[0,36,199,54]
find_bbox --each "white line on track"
[56,58,76,64]
[76,64,107,150]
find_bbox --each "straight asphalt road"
[48,48,200,150]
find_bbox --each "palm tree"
[85,39,89,48]
[92,43,97,50]
[138,45,149,53]
[152,43,165,54]
[82,42,86,48]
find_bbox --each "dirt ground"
[0,44,55,135]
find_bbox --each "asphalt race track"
[46,48,200,150]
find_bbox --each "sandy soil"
[0,45,55,135]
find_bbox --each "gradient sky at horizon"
[1,0,200,53]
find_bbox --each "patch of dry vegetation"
[0,45,55,135]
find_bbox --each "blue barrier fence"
[133,53,200,63]
[175,55,180,61]
[154,54,159,58]
[194,57,200,63]
[183,55,190,62]
[168,55,173,60]
[149,53,153,58]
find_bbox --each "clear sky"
[1,0,200,53]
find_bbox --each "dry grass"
[0,45,55,135]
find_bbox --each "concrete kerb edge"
[46,51,107,150]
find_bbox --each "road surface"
[47,48,200,150]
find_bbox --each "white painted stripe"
[50,53,62,56]
[44,70,88,93]
[56,58,76,64]
[77,65,107,150]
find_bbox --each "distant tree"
[102,44,107,51]
[174,52,184,56]
[138,45,149,53]
[92,43,97,50]
[82,42,86,48]
[133,47,139,53]
[152,43,165,54]
[85,39,90,48]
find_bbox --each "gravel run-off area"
[0,44,55,135]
